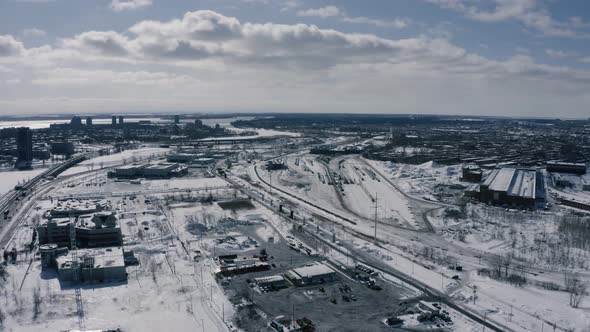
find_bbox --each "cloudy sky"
[1,0,589,118]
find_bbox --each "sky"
[0,0,589,118]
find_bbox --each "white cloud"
[297,6,341,18]
[297,6,409,29]
[31,68,197,86]
[110,0,152,12]
[342,16,410,29]
[545,49,576,58]
[427,0,589,38]
[579,57,590,64]
[1,10,590,117]
[0,35,25,56]
[21,28,46,37]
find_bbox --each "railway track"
[221,166,509,332]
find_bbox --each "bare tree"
[32,287,42,319]
[149,260,158,283]
[565,271,587,308]
[0,308,5,327]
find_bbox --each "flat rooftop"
[57,247,125,270]
[290,263,335,278]
[484,168,516,192]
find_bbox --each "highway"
[0,154,87,250]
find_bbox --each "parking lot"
[216,223,412,331]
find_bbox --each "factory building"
[38,212,122,249]
[474,167,546,209]
[167,154,195,163]
[551,173,577,188]
[461,165,483,182]
[546,162,587,175]
[40,244,68,269]
[192,158,216,168]
[255,275,288,290]
[266,159,287,171]
[51,141,75,155]
[56,247,128,283]
[45,199,109,218]
[143,163,183,178]
[112,162,188,179]
[285,263,337,286]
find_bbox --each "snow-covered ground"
[0,168,46,196]
[59,147,170,177]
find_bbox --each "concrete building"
[193,157,215,168]
[461,165,483,182]
[114,164,147,178]
[118,116,124,125]
[15,127,33,169]
[56,247,128,283]
[143,163,180,178]
[477,167,546,209]
[38,212,122,249]
[112,163,188,179]
[167,153,195,163]
[86,116,93,127]
[45,199,109,218]
[40,243,68,269]
[51,141,75,155]
[546,162,587,175]
[112,116,117,125]
[285,263,337,286]
[551,173,576,188]
[266,159,287,171]
[174,115,180,124]
[255,275,288,290]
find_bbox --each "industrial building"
[461,165,483,182]
[167,153,195,163]
[112,162,188,179]
[51,141,75,155]
[266,159,287,171]
[546,162,587,175]
[471,167,546,209]
[551,173,577,188]
[255,275,288,290]
[56,247,128,283]
[37,212,122,249]
[45,199,109,218]
[285,263,337,286]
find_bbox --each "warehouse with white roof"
[476,167,546,209]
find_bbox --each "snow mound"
[417,160,439,169]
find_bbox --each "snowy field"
[0,168,46,196]
[59,147,170,177]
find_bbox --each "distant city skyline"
[1,0,590,117]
